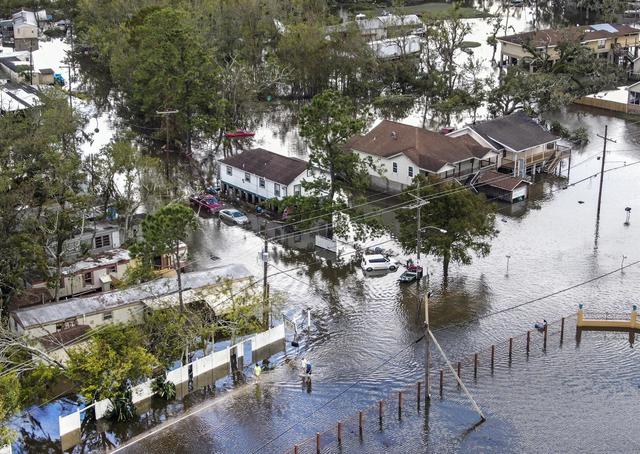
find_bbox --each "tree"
[129,203,197,311]
[423,10,472,125]
[88,139,160,242]
[0,90,87,305]
[298,89,382,240]
[66,324,156,403]
[0,371,20,446]
[110,7,224,156]
[395,175,498,283]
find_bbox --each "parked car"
[219,208,249,225]
[361,254,398,272]
[189,193,223,214]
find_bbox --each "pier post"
[379,400,383,422]
[543,324,548,351]
[457,361,461,387]
[474,353,478,378]
[439,369,444,397]
[508,337,513,362]
[294,445,299,454]
[526,331,530,354]
[417,382,421,410]
[491,345,495,372]
[560,317,565,344]
[359,411,364,437]
[398,391,403,419]
[316,432,320,454]
[337,422,342,444]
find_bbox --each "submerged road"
[112,109,640,453]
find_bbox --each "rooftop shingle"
[467,112,558,152]
[220,148,308,185]
[347,120,492,172]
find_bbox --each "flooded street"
[7,4,640,454]
[111,103,640,453]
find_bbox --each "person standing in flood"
[254,363,262,380]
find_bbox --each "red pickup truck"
[189,193,224,214]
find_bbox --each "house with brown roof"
[219,148,316,203]
[346,120,500,192]
[448,112,567,177]
[473,170,530,203]
[498,23,640,69]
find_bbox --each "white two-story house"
[219,148,312,203]
[448,112,564,177]
[346,120,499,193]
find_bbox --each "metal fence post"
[474,353,478,378]
[491,345,495,372]
[508,337,513,362]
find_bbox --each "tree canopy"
[395,175,498,283]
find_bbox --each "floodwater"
[9,4,640,454]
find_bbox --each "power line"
[250,259,640,452]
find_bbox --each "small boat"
[224,129,255,139]
[399,271,418,283]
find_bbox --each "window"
[226,165,232,176]
[546,142,555,150]
[108,264,117,274]
[94,234,111,249]
[274,183,281,197]
[631,91,640,105]
[83,272,93,286]
[597,39,606,49]
[244,172,251,182]
[392,162,398,173]
[408,166,414,177]
[294,184,302,196]
[282,186,287,197]
[259,177,265,188]
[103,312,113,322]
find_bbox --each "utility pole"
[596,125,616,220]
[156,110,179,178]
[262,221,270,328]
[424,293,430,403]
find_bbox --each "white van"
[361,254,398,272]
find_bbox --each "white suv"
[361,254,398,272]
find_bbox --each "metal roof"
[11,264,253,329]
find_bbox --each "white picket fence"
[58,324,287,438]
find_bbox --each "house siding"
[220,163,311,201]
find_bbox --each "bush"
[107,391,136,422]
[151,376,176,401]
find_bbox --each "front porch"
[500,145,571,176]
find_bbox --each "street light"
[420,226,448,234]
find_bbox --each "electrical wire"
[249,258,640,453]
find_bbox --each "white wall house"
[10,264,254,362]
[219,148,315,203]
[347,120,500,193]
[448,112,563,177]
[12,10,38,51]
[30,248,131,300]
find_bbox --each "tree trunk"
[175,241,184,312]
[442,252,450,286]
